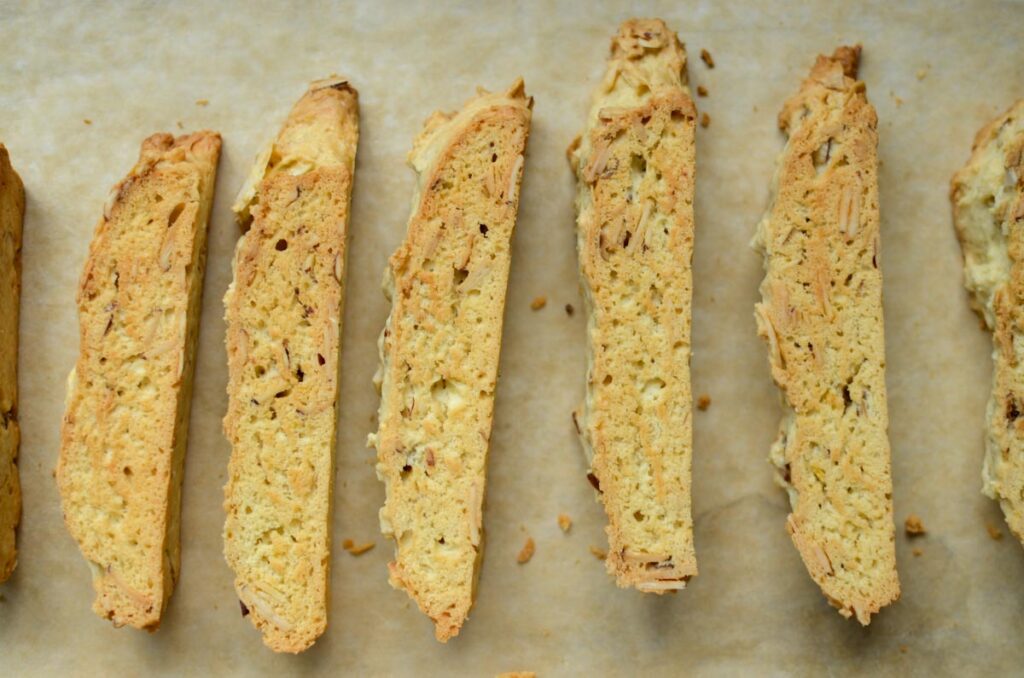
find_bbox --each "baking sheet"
[2,0,1023,675]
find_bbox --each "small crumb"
[497,673,536,678]
[696,85,708,97]
[987,523,1004,540]
[565,303,574,317]
[530,296,547,311]
[517,537,535,564]
[904,514,926,536]
[700,112,711,128]
[899,645,908,654]
[589,545,607,560]
[916,69,927,81]
[342,538,375,556]
[558,513,573,533]
[912,547,923,557]
[700,48,715,68]
[83,119,92,125]
[696,394,711,411]
[195,99,209,106]
[176,121,184,130]
[894,96,904,107]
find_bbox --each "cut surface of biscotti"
[57,131,221,629]
[951,100,1024,543]
[0,145,24,583]
[567,18,698,592]
[751,46,899,624]
[369,79,532,641]
[223,77,358,653]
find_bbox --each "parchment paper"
[2,1,1023,675]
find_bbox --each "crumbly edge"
[950,100,1024,542]
[222,77,358,653]
[567,18,698,591]
[751,46,899,624]
[0,145,24,583]
[57,131,221,629]
[368,79,531,641]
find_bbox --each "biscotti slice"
[951,100,1024,543]
[369,79,532,641]
[566,19,698,592]
[57,131,221,629]
[0,145,24,583]
[223,77,358,653]
[751,46,899,624]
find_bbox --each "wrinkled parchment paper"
[2,1,1023,675]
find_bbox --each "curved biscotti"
[567,18,698,592]
[751,46,899,623]
[369,80,532,641]
[0,145,24,583]
[58,131,222,629]
[223,77,358,653]
[951,100,1024,543]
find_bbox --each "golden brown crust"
[223,77,358,653]
[370,80,532,641]
[753,47,899,624]
[951,99,1024,543]
[0,145,24,583]
[568,18,698,592]
[58,131,221,629]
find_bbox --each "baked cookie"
[58,131,221,629]
[223,77,358,653]
[752,46,899,623]
[951,99,1024,543]
[567,18,698,592]
[369,79,532,641]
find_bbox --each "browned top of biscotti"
[371,79,531,641]
[57,131,221,629]
[0,144,24,583]
[223,77,358,653]
[568,18,698,592]
[753,47,899,624]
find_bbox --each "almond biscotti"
[951,100,1024,543]
[567,18,698,592]
[751,46,899,623]
[223,77,358,653]
[0,145,24,583]
[369,80,532,641]
[57,131,221,629]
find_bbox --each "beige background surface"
[1,0,1023,675]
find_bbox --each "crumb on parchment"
[530,296,547,310]
[517,537,536,564]
[589,545,607,560]
[696,394,711,411]
[904,514,925,536]
[700,113,711,128]
[557,514,572,532]
[496,672,537,678]
[987,524,1003,540]
[565,303,574,316]
[696,85,708,97]
[342,539,375,556]
[912,548,923,557]
[195,99,209,106]
[83,119,92,125]
[700,48,715,68]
